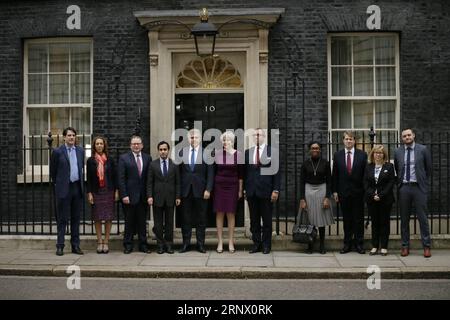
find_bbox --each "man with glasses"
[118,135,152,254]
[245,128,280,254]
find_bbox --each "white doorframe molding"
[135,8,284,237]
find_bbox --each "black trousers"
[56,181,82,249]
[340,195,365,248]
[367,201,392,249]
[123,202,148,250]
[153,205,174,246]
[181,190,207,246]
[247,196,273,250]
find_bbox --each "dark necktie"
[256,145,261,166]
[163,159,168,177]
[190,148,195,172]
[136,154,142,177]
[406,147,411,181]
[346,151,352,175]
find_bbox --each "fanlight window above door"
[176,57,243,89]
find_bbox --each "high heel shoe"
[216,244,223,253]
[96,241,103,254]
[102,242,109,254]
[228,244,235,253]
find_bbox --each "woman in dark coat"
[87,136,118,254]
[364,144,395,256]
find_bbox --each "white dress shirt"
[189,146,199,165]
[133,152,142,175]
[253,143,266,164]
[345,147,355,168]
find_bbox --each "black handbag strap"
[296,208,309,226]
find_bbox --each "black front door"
[175,93,244,228]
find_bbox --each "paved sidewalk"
[1,246,449,279]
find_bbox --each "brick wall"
[1,0,449,223]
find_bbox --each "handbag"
[292,208,317,244]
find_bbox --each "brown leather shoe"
[424,247,432,258]
[401,247,409,257]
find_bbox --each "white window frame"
[20,37,93,183]
[327,32,400,142]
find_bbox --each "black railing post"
[369,126,376,150]
[47,132,54,234]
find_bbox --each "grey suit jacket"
[394,143,432,194]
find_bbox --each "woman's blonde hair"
[220,131,235,143]
[368,144,389,164]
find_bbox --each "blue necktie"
[163,159,168,177]
[69,147,79,182]
[406,147,411,182]
[190,148,195,172]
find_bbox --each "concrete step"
[1,234,449,251]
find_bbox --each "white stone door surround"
[134,8,284,237]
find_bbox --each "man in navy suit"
[50,127,84,256]
[245,128,281,254]
[394,128,432,258]
[118,135,152,254]
[178,129,214,253]
[332,131,367,254]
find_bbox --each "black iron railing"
[0,131,449,236]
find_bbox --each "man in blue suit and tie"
[394,128,432,258]
[332,131,367,254]
[245,128,281,254]
[50,127,85,256]
[118,135,152,254]
[178,129,214,254]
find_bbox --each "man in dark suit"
[147,141,181,254]
[179,129,214,253]
[332,131,368,254]
[245,128,281,254]
[50,127,84,256]
[118,135,151,254]
[394,128,432,258]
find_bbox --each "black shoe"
[157,245,165,254]
[196,245,206,254]
[262,247,271,254]
[123,247,133,254]
[249,245,261,254]
[179,244,190,253]
[340,246,351,254]
[319,240,326,254]
[139,246,151,254]
[166,245,174,254]
[304,244,313,254]
[356,246,366,254]
[56,247,64,256]
[71,247,84,255]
